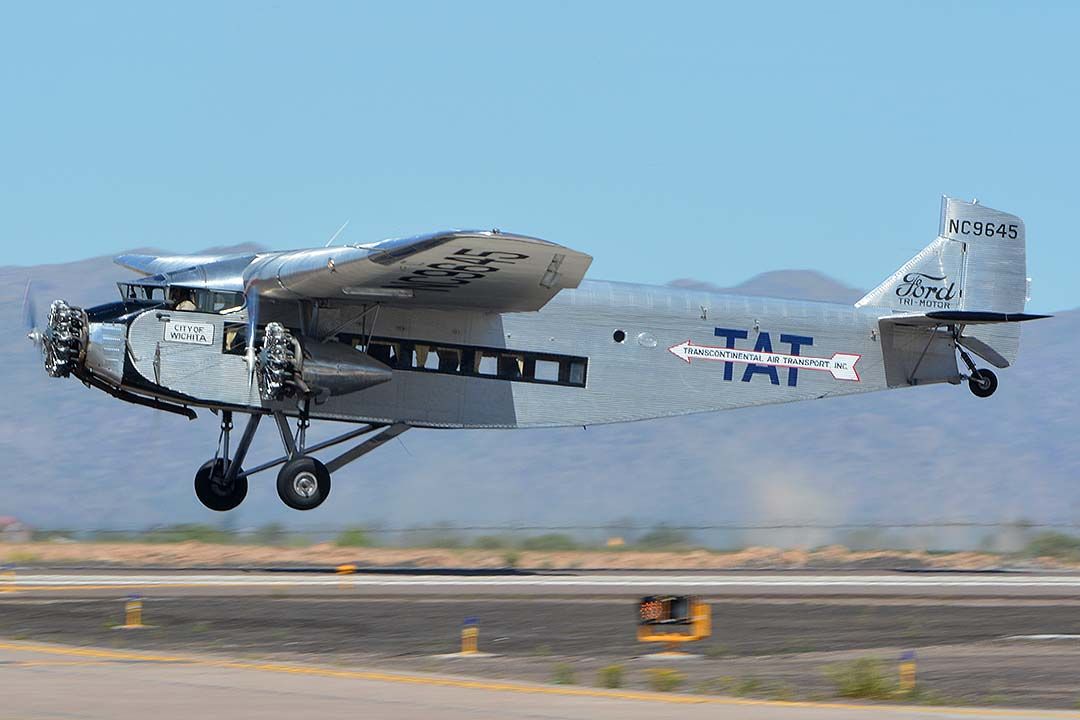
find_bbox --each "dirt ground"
[2,541,1073,570]
[3,595,1080,708]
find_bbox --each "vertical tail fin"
[857,197,1029,364]
[856,197,1027,313]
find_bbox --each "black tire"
[194,459,247,511]
[968,368,998,398]
[277,456,331,510]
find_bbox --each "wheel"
[968,368,998,398]
[277,456,331,510]
[194,459,247,511]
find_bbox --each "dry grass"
[0,541,1055,570]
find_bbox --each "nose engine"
[38,300,88,378]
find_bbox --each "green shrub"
[552,662,576,685]
[252,522,288,546]
[1024,531,1080,561]
[635,524,694,550]
[143,524,231,544]
[597,664,624,688]
[4,550,39,564]
[825,658,895,699]
[502,550,521,568]
[647,668,685,692]
[335,527,373,547]
[473,535,510,550]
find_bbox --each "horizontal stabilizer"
[924,310,1051,324]
[880,310,1051,327]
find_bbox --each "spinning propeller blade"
[244,286,260,392]
[22,279,43,348]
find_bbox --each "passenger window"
[534,358,560,383]
[568,360,587,386]
[413,345,440,370]
[368,342,392,365]
[498,354,523,379]
[223,323,247,355]
[477,351,499,376]
[358,336,587,387]
[390,342,411,369]
[436,347,461,372]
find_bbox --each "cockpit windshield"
[118,283,167,302]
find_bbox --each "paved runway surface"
[9,570,1080,598]
[5,570,1080,713]
[5,641,1079,720]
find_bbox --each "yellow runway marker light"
[113,594,149,630]
[461,616,479,655]
[336,564,356,590]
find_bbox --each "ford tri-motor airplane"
[26,197,1048,511]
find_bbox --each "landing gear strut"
[193,412,252,512]
[191,404,408,511]
[271,402,331,510]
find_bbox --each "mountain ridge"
[2,248,1074,539]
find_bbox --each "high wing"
[244,230,592,312]
[115,252,257,277]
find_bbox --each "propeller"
[244,282,261,393]
[23,279,43,348]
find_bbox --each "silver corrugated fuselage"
[113,279,894,429]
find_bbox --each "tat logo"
[894,272,957,309]
[667,329,861,385]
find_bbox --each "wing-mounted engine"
[258,323,304,401]
[257,322,392,403]
[42,300,88,378]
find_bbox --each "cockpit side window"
[167,287,245,314]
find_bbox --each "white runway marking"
[10,573,1080,589]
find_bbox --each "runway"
[8,569,1080,598]
[4,640,1078,720]
[4,569,1080,712]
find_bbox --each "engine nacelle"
[258,323,392,402]
[301,341,394,400]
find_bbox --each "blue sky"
[1,1,1076,312]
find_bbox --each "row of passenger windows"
[360,336,587,387]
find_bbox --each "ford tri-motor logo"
[895,272,956,309]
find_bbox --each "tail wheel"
[277,456,331,510]
[968,368,998,398]
[194,459,247,511]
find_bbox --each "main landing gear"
[194,407,409,512]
